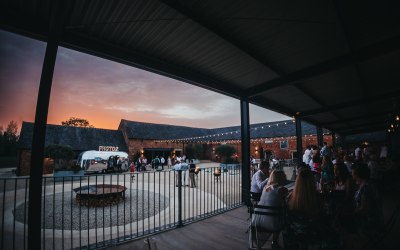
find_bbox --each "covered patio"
[109,186,400,250]
[1,0,400,249]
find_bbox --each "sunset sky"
[0,29,289,133]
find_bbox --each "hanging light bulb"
[396,115,400,121]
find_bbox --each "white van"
[77,150,129,173]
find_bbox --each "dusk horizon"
[0,29,290,133]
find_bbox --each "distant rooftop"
[119,119,325,141]
[18,122,128,151]
[18,119,383,151]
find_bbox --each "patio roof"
[1,0,399,135]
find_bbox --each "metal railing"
[0,166,242,249]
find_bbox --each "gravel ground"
[14,189,169,230]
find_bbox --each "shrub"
[215,144,236,163]
[44,144,75,170]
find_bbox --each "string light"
[153,119,333,144]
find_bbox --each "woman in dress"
[251,170,288,248]
[333,163,356,230]
[350,163,384,246]
[285,169,337,249]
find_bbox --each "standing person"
[167,156,172,169]
[107,156,114,171]
[160,156,165,170]
[124,157,129,171]
[142,156,147,171]
[136,157,141,172]
[188,160,196,188]
[303,145,312,165]
[250,156,257,174]
[347,163,384,248]
[182,154,186,163]
[153,156,160,170]
[354,145,362,162]
[115,156,120,171]
[379,144,388,159]
[180,161,189,186]
[343,155,353,173]
[130,161,135,182]
[173,161,188,187]
[312,152,322,184]
[320,155,334,186]
[250,161,270,202]
[333,163,356,217]
[320,142,331,159]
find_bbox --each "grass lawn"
[0,156,17,168]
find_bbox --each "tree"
[0,125,4,155]
[1,121,19,156]
[184,144,204,160]
[61,117,94,128]
[215,144,236,163]
[44,144,75,170]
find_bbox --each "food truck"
[77,150,129,173]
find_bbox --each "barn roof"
[18,122,128,151]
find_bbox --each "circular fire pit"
[73,184,127,207]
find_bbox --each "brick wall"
[254,135,332,160]
[16,135,333,175]
[127,139,185,159]
[17,150,54,176]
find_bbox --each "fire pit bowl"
[73,184,127,207]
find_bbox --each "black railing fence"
[0,166,242,249]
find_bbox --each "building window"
[280,140,288,149]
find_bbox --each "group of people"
[131,155,175,172]
[250,148,386,249]
[172,158,198,188]
[302,142,396,188]
[106,155,129,172]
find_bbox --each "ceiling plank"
[249,96,334,131]
[338,124,387,135]
[294,85,347,124]
[0,4,49,41]
[321,112,389,126]
[299,90,400,118]
[246,35,400,97]
[250,96,296,118]
[159,0,285,76]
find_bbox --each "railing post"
[240,98,251,206]
[317,126,323,148]
[177,170,183,227]
[28,39,58,250]
[292,117,302,180]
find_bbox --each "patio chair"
[364,202,400,250]
[282,213,338,250]
[248,204,285,249]
[247,192,262,219]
